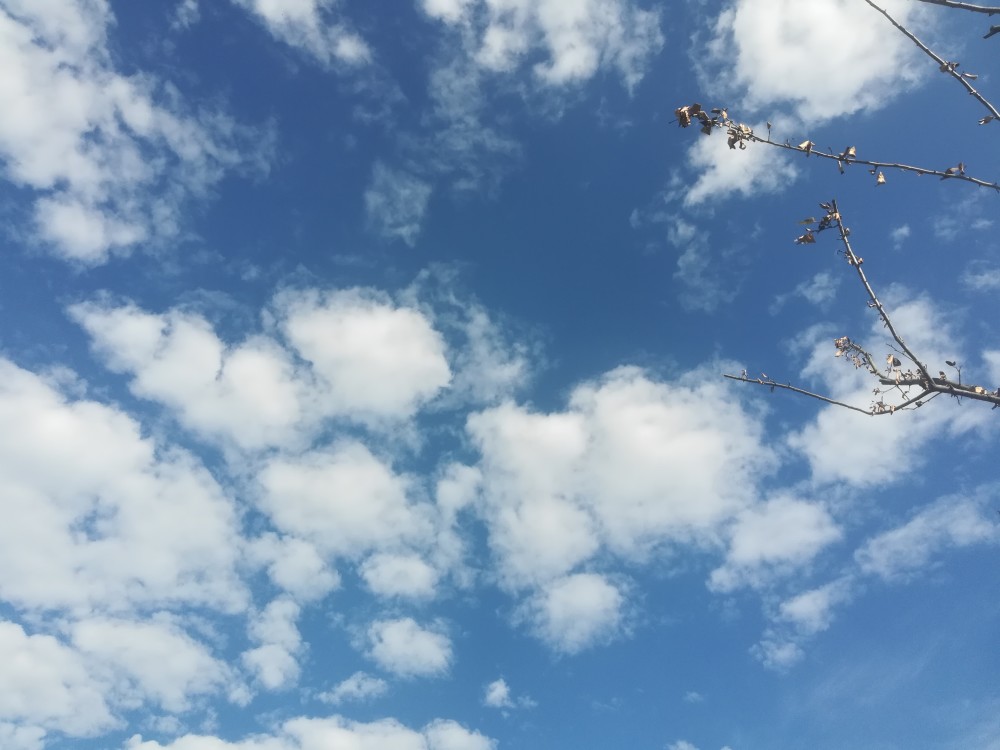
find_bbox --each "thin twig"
[722,374,875,415]
[865,0,1000,124]
[751,134,1000,190]
[831,200,935,384]
[910,0,1000,15]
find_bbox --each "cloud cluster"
[0,0,269,263]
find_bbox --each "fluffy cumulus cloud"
[366,618,453,678]
[469,366,774,592]
[230,0,370,66]
[241,599,303,690]
[0,0,268,263]
[709,495,842,592]
[0,621,115,738]
[126,716,495,750]
[71,286,453,449]
[523,573,625,654]
[0,358,245,616]
[360,553,440,599]
[700,0,924,121]
[258,441,434,559]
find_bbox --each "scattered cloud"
[890,224,911,249]
[366,618,453,678]
[709,495,842,592]
[855,489,1000,581]
[359,553,440,600]
[681,126,798,207]
[364,162,434,246]
[0,1,269,263]
[230,0,370,66]
[320,672,389,706]
[962,261,1000,292]
[522,573,626,654]
[483,677,534,710]
[420,0,663,90]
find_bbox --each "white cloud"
[668,742,699,750]
[0,723,45,750]
[72,288,454,449]
[171,0,200,29]
[248,534,341,603]
[0,1,268,263]
[360,553,440,600]
[72,617,238,712]
[890,224,911,249]
[426,0,663,90]
[681,125,798,207]
[366,618,453,678]
[242,599,303,690]
[71,301,308,451]
[0,621,114,737]
[482,677,534,710]
[855,490,1000,581]
[469,367,774,594]
[709,495,842,592]
[482,678,512,709]
[751,637,804,671]
[319,672,388,705]
[962,262,1000,292]
[424,719,496,750]
[0,358,245,616]
[364,162,434,246]
[230,0,370,66]
[277,287,452,422]
[777,577,854,635]
[258,441,435,559]
[127,716,497,750]
[524,573,624,654]
[701,0,924,121]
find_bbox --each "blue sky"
[0,1,998,749]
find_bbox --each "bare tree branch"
[911,0,1000,15]
[722,201,1000,415]
[864,0,1000,124]
[723,373,876,414]
[673,105,1000,190]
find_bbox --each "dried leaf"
[797,217,816,225]
[945,360,957,367]
[876,171,886,185]
[798,140,815,156]
[962,72,979,80]
[794,231,816,245]
[979,116,995,125]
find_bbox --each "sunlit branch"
[910,0,1000,15]
[751,135,999,189]
[673,104,1000,190]
[722,374,875,415]
[865,0,1000,124]
[721,200,1000,414]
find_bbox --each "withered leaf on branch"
[674,103,703,128]
[840,146,857,161]
[980,116,996,125]
[941,162,966,179]
[876,171,887,185]
[798,140,815,156]
[794,231,816,245]
[962,72,979,80]
[798,217,816,225]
